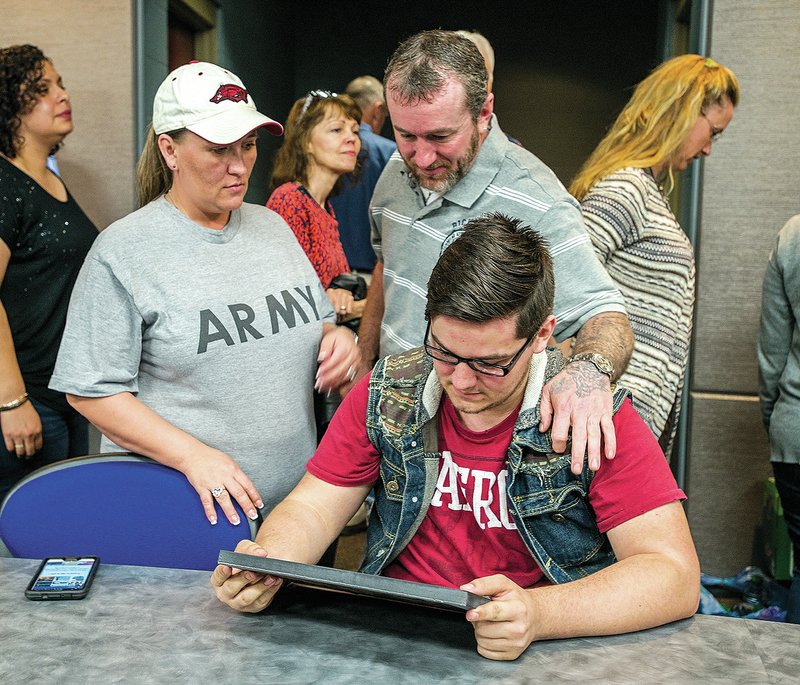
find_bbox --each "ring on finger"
[211,486,226,498]
[339,305,347,311]
[347,365,355,381]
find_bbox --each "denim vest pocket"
[512,463,608,569]
[379,458,405,502]
[361,509,397,574]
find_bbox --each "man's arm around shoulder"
[463,501,699,660]
[540,311,634,472]
[572,311,634,380]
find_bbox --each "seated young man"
[212,212,700,661]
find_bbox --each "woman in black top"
[0,44,97,499]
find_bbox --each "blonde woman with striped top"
[570,54,739,459]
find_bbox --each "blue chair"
[0,453,259,570]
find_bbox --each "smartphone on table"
[25,556,100,600]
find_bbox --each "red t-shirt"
[308,373,685,588]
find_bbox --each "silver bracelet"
[0,392,29,412]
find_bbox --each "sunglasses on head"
[299,90,338,118]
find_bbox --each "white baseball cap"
[153,61,283,143]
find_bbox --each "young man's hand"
[210,540,283,613]
[462,575,537,661]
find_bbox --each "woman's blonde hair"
[269,92,361,194]
[136,124,187,207]
[570,54,739,199]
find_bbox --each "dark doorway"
[281,1,662,187]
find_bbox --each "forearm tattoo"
[551,362,609,398]
[572,312,633,381]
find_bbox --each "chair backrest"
[0,454,259,571]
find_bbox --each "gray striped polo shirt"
[370,115,626,356]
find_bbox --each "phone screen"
[26,557,99,599]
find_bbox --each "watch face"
[594,356,613,374]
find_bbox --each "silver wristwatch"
[569,352,614,379]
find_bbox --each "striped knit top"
[580,167,695,459]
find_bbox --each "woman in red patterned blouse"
[267,91,365,324]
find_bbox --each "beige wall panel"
[687,0,800,578]
[686,394,772,576]
[693,1,800,393]
[1,0,136,229]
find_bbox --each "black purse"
[329,272,367,300]
[329,273,367,333]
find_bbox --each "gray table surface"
[1,557,798,684]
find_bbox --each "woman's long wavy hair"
[269,92,361,195]
[570,54,739,199]
[0,44,58,158]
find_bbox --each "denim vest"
[361,346,630,584]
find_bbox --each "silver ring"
[347,365,355,381]
[339,306,347,311]
[211,486,225,498]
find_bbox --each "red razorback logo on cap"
[210,84,249,104]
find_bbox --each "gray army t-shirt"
[51,198,334,512]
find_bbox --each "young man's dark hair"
[425,213,554,338]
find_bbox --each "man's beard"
[408,125,481,194]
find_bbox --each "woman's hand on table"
[211,539,283,612]
[316,325,360,392]
[1,400,43,459]
[181,448,264,526]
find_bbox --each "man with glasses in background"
[213,213,699,661]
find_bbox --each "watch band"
[568,353,614,378]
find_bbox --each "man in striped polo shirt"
[352,30,634,472]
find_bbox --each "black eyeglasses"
[300,90,337,118]
[423,321,535,377]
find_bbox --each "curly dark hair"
[0,44,55,158]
